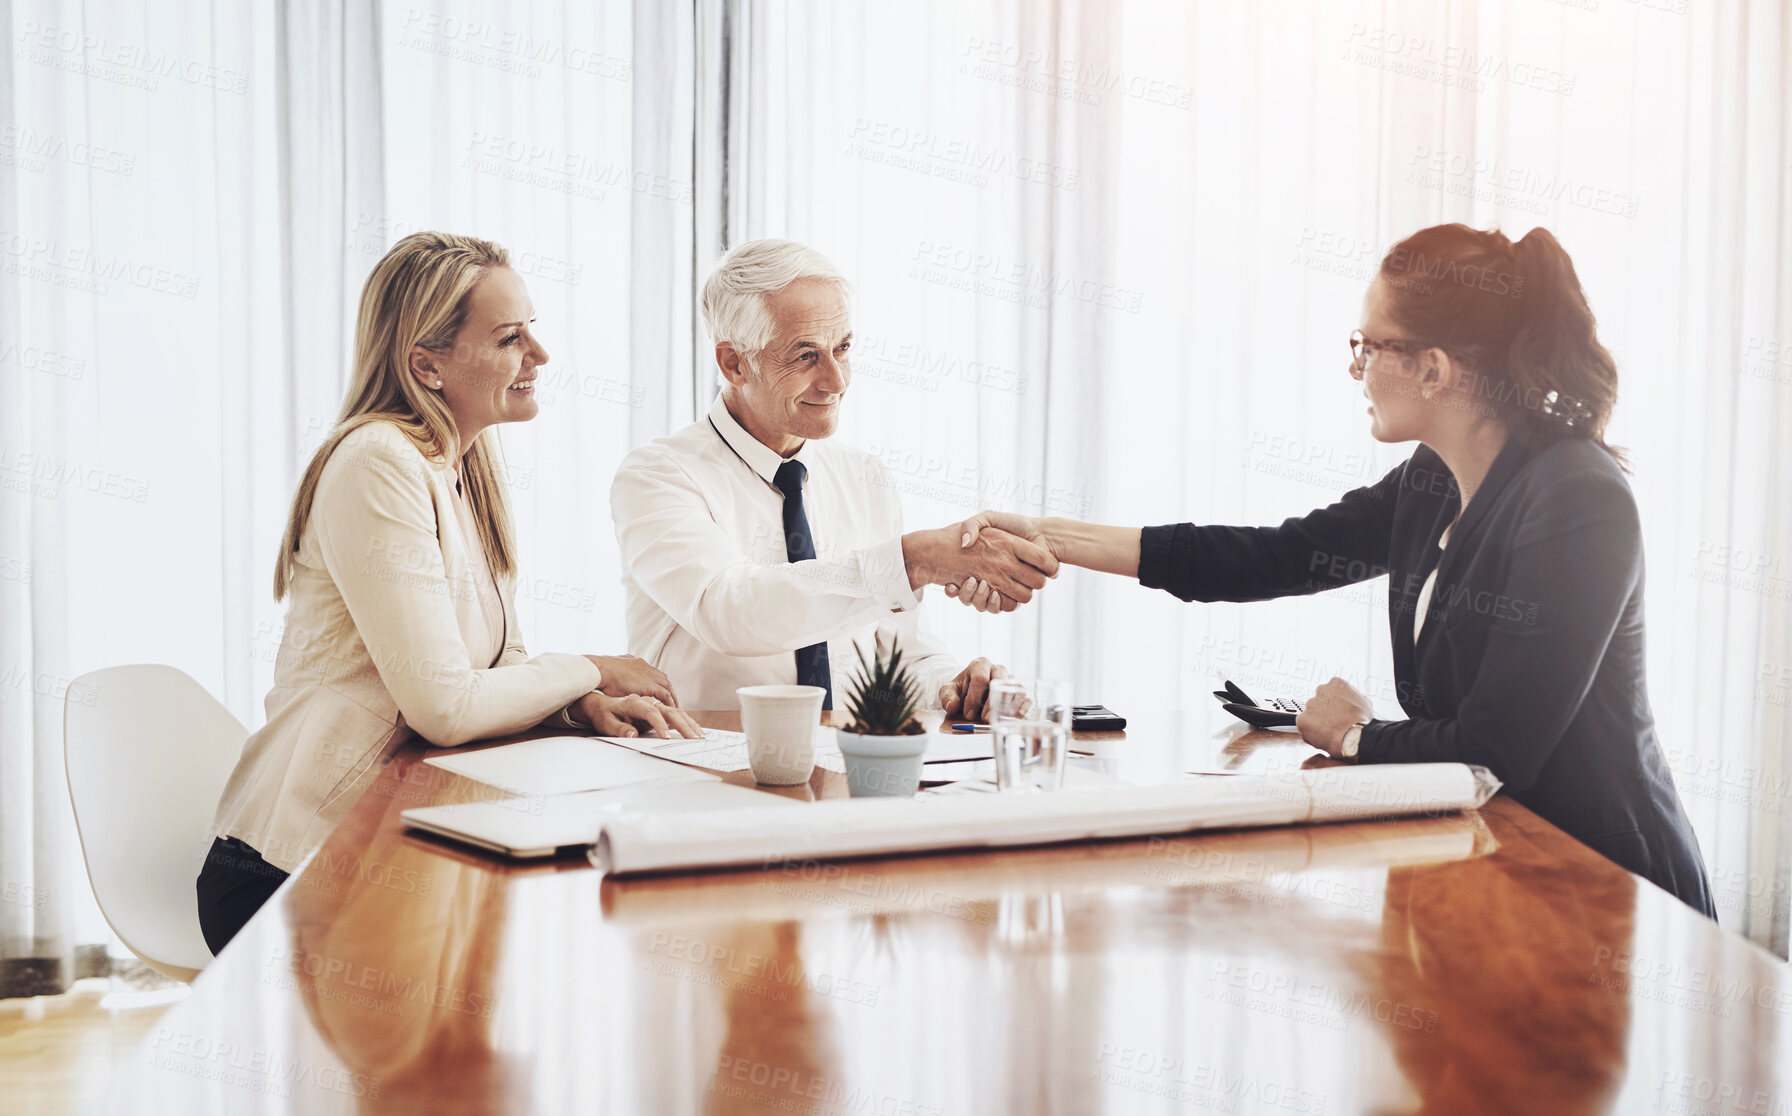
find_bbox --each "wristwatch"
[1340,721,1368,760]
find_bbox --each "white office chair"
[64,665,248,982]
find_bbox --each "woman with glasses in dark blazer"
[949,223,1715,917]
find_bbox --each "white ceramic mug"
[737,685,826,785]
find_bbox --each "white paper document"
[921,733,998,763]
[609,727,988,769]
[602,727,846,774]
[424,735,719,797]
[919,764,1125,795]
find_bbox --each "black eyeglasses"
[1349,329,1429,378]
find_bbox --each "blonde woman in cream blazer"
[198,232,700,953]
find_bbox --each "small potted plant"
[836,640,931,798]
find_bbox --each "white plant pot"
[836,729,930,798]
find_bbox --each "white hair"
[700,239,852,363]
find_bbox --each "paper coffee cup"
[737,685,825,785]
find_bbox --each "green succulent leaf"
[842,637,925,735]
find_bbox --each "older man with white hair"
[610,238,1055,716]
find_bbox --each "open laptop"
[402,779,797,859]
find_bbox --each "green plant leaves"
[844,637,923,735]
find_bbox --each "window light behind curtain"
[724,0,1792,960]
[0,0,1785,1007]
[0,0,691,996]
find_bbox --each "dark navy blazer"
[1139,433,1714,916]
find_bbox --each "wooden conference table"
[107,709,1787,1114]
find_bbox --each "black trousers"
[195,836,289,955]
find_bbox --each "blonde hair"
[274,231,518,599]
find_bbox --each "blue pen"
[950,724,993,733]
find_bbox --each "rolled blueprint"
[590,763,1501,877]
[599,809,1497,927]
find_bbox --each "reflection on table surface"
[111,711,1789,1115]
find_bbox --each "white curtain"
[0,0,281,995]
[727,0,1792,956]
[2,0,1786,1001]
[0,0,692,995]
[368,0,696,658]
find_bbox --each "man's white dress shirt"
[611,395,961,711]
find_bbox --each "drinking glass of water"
[987,679,1071,792]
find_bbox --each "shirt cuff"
[864,534,923,613]
[1138,524,1179,592]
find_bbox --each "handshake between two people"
[904,513,1381,758]
[561,511,1080,739]
[900,510,1064,616]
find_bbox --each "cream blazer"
[211,421,603,872]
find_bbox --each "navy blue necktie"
[773,460,832,709]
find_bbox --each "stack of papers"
[419,727,994,798]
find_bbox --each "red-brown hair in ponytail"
[1377,224,1625,466]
